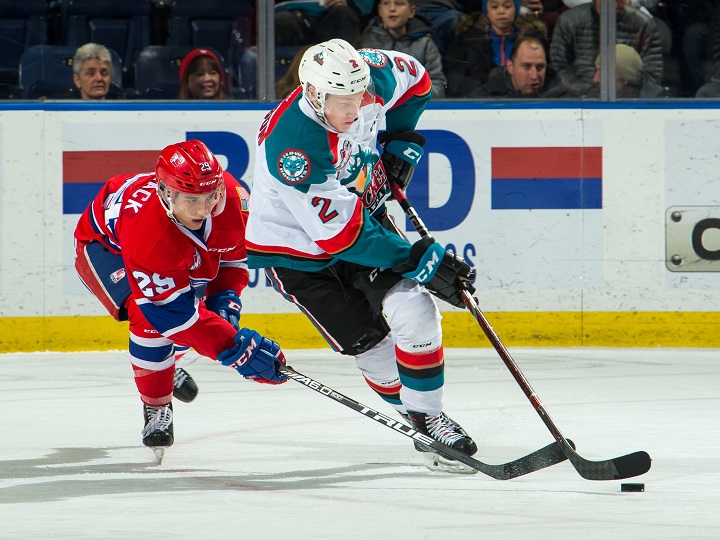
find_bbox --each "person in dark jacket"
[443,0,547,96]
[360,0,447,97]
[549,0,663,97]
[477,34,566,97]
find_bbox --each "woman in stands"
[178,48,228,99]
[73,43,113,100]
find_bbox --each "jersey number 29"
[133,271,176,297]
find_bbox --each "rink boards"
[1,100,719,351]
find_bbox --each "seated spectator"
[696,69,720,98]
[275,44,312,99]
[587,43,670,98]
[73,43,113,100]
[359,0,447,97]
[664,0,716,97]
[524,0,567,40]
[549,0,663,97]
[414,0,465,55]
[275,0,375,47]
[477,34,566,97]
[178,48,228,100]
[444,0,547,97]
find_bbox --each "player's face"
[507,42,547,96]
[171,184,224,229]
[73,59,110,100]
[324,92,364,132]
[187,58,221,99]
[486,0,516,33]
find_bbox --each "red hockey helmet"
[155,139,223,194]
[156,140,227,222]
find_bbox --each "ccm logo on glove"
[226,334,258,369]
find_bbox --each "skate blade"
[422,451,477,475]
[152,447,166,465]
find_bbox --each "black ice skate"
[172,367,198,403]
[142,403,174,464]
[406,411,478,474]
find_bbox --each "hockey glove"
[205,290,242,330]
[217,328,288,385]
[393,238,476,309]
[378,131,426,192]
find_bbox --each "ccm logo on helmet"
[199,180,216,186]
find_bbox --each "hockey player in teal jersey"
[246,39,477,472]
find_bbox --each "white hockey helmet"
[298,38,371,122]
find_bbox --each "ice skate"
[172,367,198,403]
[142,403,174,464]
[405,411,478,474]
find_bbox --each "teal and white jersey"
[246,48,433,272]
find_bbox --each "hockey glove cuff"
[393,238,476,309]
[206,290,242,330]
[379,131,426,191]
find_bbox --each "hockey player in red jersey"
[74,140,287,462]
[246,39,477,473]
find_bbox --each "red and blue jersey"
[75,171,250,359]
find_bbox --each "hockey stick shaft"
[280,364,570,480]
[390,182,651,481]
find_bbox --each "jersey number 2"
[312,197,339,223]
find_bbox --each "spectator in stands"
[178,48,228,100]
[526,0,567,39]
[696,68,720,97]
[275,45,311,99]
[360,0,447,97]
[549,0,663,97]
[665,0,716,97]
[706,2,720,94]
[588,43,670,98]
[477,34,566,97]
[444,0,547,97]
[275,0,375,47]
[414,0,465,55]
[73,43,112,100]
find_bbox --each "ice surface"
[1,347,718,539]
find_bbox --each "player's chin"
[183,218,205,230]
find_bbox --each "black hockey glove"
[205,290,242,330]
[393,238,476,309]
[378,131,426,192]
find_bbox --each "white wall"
[1,101,719,322]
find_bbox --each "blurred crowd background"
[1,0,718,101]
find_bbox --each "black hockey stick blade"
[281,365,570,480]
[388,181,652,481]
[560,436,651,481]
[464,292,653,481]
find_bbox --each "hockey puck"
[620,483,645,492]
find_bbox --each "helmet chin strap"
[157,183,185,226]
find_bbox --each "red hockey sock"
[132,363,174,406]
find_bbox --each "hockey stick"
[389,182,652,481]
[280,364,572,480]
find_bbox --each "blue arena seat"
[133,45,197,99]
[62,0,151,87]
[0,0,49,93]
[19,44,123,99]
